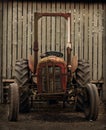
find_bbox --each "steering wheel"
[45,51,63,58]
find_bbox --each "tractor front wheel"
[8,83,19,121]
[84,83,99,121]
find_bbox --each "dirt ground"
[0,101,106,130]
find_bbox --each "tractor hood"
[37,56,66,68]
[36,56,67,93]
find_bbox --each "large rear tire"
[15,59,30,113]
[75,60,90,87]
[76,91,85,111]
[74,60,90,111]
[8,83,19,121]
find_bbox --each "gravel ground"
[0,101,106,130]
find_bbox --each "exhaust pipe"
[67,15,72,66]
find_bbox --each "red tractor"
[8,13,99,121]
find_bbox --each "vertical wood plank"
[3,1,7,78]
[51,2,56,51]
[0,1,3,103]
[31,2,37,59]
[93,4,98,80]
[46,2,51,52]
[70,3,74,58]
[60,2,65,58]
[103,4,106,99]
[98,4,103,80]
[42,2,46,53]
[88,4,93,79]
[28,2,32,57]
[84,4,89,60]
[32,1,37,50]
[65,2,70,60]
[72,5,76,56]
[12,1,17,77]
[74,4,79,57]
[79,4,84,60]
[18,2,22,60]
[55,2,61,51]
[22,2,27,59]
[7,1,12,78]
[37,2,42,60]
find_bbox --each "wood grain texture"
[32,1,37,54]
[98,4,103,80]
[88,4,93,79]
[60,2,65,59]
[46,2,51,52]
[70,3,74,58]
[79,4,83,60]
[65,2,70,61]
[3,2,7,78]
[37,2,42,60]
[22,2,27,59]
[51,2,56,51]
[55,2,61,52]
[7,2,12,78]
[93,4,98,80]
[103,4,106,99]
[12,1,18,77]
[84,4,88,60]
[18,2,22,60]
[0,1,3,103]
[42,2,46,54]
[27,2,32,57]
[74,4,79,57]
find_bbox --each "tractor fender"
[28,55,34,73]
[71,56,78,73]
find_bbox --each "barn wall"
[0,1,106,99]
[0,1,3,103]
[103,5,106,100]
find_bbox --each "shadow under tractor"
[8,13,99,121]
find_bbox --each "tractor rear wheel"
[74,60,90,111]
[76,91,85,111]
[15,59,30,113]
[8,83,19,121]
[75,60,90,87]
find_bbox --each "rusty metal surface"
[34,12,71,74]
[35,12,71,20]
[71,56,78,73]
[33,41,39,74]
[37,92,65,97]
[28,55,34,73]
[37,56,67,94]
[67,47,72,66]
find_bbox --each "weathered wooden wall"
[0,1,106,99]
[103,5,106,100]
[0,1,3,103]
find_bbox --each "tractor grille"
[41,65,62,93]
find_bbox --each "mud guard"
[71,56,78,73]
[28,55,34,73]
